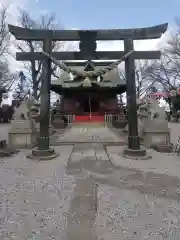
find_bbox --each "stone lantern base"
[27,147,59,160]
[123,146,151,160]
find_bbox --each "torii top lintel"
[8,23,168,41]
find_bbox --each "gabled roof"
[84,61,94,71]
[51,80,125,89]
[51,66,126,88]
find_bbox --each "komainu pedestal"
[8,119,36,149]
[112,106,127,129]
[8,100,37,149]
[139,99,172,152]
[31,104,56,135]
[123,98,172,152]
[143,120,170,145]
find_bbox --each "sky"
[31,0,178,29]
[2,0,179,70]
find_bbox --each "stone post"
[38,38,51,150]
[27,38,58,160]
[123,38,147,158]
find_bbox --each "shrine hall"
[51,61,126,123]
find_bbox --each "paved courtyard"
[0,123,180,239]
[53,124,125,144]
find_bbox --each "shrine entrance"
[83,97,99,113]
[8,23,168,158]
[75,97,103,122]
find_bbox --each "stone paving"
[53,124,125,143]
[67,143,113,176]
[0,123,180,239]
[0,123,9,141]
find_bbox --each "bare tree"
[0,61,16,88]
[119,60,158,98]
[0,60,17,104]
[0,6,10,58]
[16,10,71,100]
[146,52,180,92]
[166,17,180,58]
[118,17,180,98]
[135,60,158,98]
[158,17,180,90]
[13,71,30,101]
[0,6,16,93]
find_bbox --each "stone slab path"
[52,124,125,144]
[67,143,113,175]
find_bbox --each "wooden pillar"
[60,95,64,113]
[38,38,52,150]
[124,38,140,150]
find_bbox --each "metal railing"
[105,113,120,124]
[64,113,121,125]
[64,114,75,124]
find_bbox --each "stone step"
[66,143,114,174]
[72,122,106,127]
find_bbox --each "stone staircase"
[72,122,106,127]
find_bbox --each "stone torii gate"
[8,23,168,159]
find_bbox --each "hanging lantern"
[2,93,8,99]
[170,90,177,96]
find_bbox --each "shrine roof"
[51,66,126,89]
[51,79,126,88]
[50,79,126,97]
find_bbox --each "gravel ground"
[96,184,180,240]
[0,123,180,239]
[0,147,75,240]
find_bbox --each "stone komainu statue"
[12,100,34,120]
